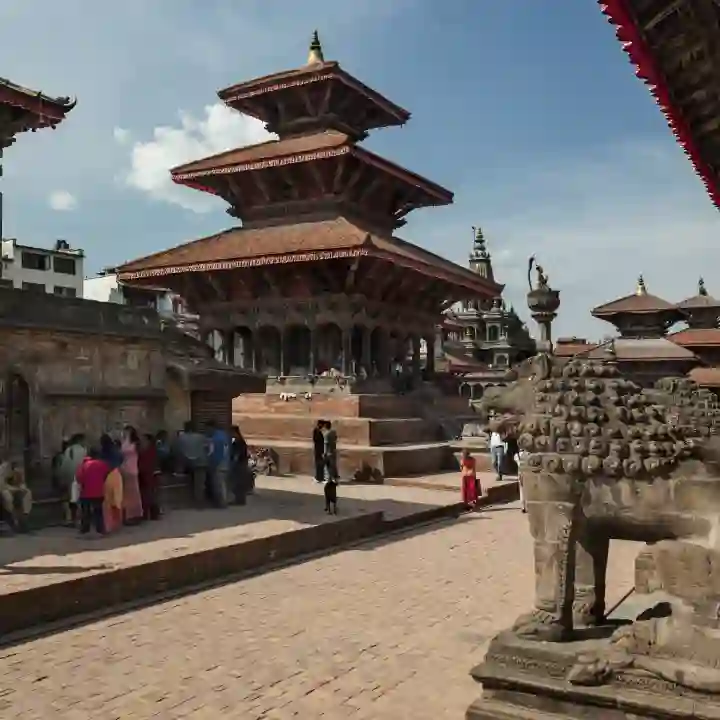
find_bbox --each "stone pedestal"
[467,628,718,719]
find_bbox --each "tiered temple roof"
[0,77,76,144]
[119,34,502,303]
[598,0,720,207]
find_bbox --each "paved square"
[0,500,639,719]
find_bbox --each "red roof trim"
[599,1,720,209]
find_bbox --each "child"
[323,475,338,515]
[460,449,479,509]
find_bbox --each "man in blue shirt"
[206,420,230,508]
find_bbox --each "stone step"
[245,438,455,481]
[233,413,439,446]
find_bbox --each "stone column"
[425,335,436,375]
[224,330,234,366]
[341,327,351,376]
[309,326,316,375]
[361,326,372,373]
[279,326,287,376]
[375,328,390,377]
[411,334,422,383]
[250,331,257,372]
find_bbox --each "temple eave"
[598,0,720,208]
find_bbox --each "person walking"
[312,420,325,484]
[460,449,479,509]
[489,426,506,482]
[322,421,338,482]
[59,434,86,527]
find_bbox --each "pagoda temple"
[598,1,720,208]
[439,227,536,399]
[118,34,502,386]
[118,33,501,479]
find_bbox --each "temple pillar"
[425,335,436,375]
[309,326,317,375]
[361,326,372,373]
[411,334,422,383]
[224,330,234,366]
[341,327,351,376]
[280,326,287,376]
[377,328,390,377]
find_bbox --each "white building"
[0,238,84,297]
[84,270,198,335]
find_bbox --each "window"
[22,282,46,293]
[54,286,77,298]
[53,256,77,275]
[487,325,500,342]
[21,252,48,271]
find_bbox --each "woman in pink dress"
[120,426,144,524]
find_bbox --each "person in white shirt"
[489,430,505,481]
[516,450,527,513]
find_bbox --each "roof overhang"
[598,0,720,208]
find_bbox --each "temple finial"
[699,276,707,296]
[470,226,489,259]
[636,274,647,296]
[307,30,325,65]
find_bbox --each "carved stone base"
[467,629,720,719]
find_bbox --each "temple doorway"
[257,326,281,375]
[285,325,311,374]
[316,323,342,373]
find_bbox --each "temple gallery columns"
[203,321,438,380]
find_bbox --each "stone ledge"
[0,503,467,638]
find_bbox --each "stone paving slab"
[383,470,516,493]
[0,505,642,719]
[0,475,463,596]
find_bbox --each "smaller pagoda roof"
[608,337,697,362]
[689,366,720,388]
[668,328,720,348]
[117,217,503,296]
[591,275,676,317]
[218,59,410,130]
[170,130,453,204]
[0,76,76,128]
[676,278,720,310]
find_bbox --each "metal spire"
[636,274,647,296]
[699,276,708,296]
[470,226,489,260]
[307,30,325,65]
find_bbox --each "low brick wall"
[0,511,385,637]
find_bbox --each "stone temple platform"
[234,392,482,481]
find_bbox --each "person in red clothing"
[138,433,160,521]
[76,449,110,535]
[460,449,480,509]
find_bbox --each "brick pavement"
[0,474,470,595]
[0,503,640,719]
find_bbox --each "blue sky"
[1,0,718,337]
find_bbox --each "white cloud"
[48,190,78,211]
[113,127,130,145]
[118,103,273,213]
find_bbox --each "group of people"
[459,424,523,511]
[45,420,255,537]
[312,420,339,514]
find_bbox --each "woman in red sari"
[138,433,160,521]
[460,449,479,509]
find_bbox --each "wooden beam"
[331,155,348,193]
[297,85,316,116]
[250,171,272,203]
[308,162,328,195]
[342,161,365,197]
[343,257,361,293]
[319,81,334,115]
